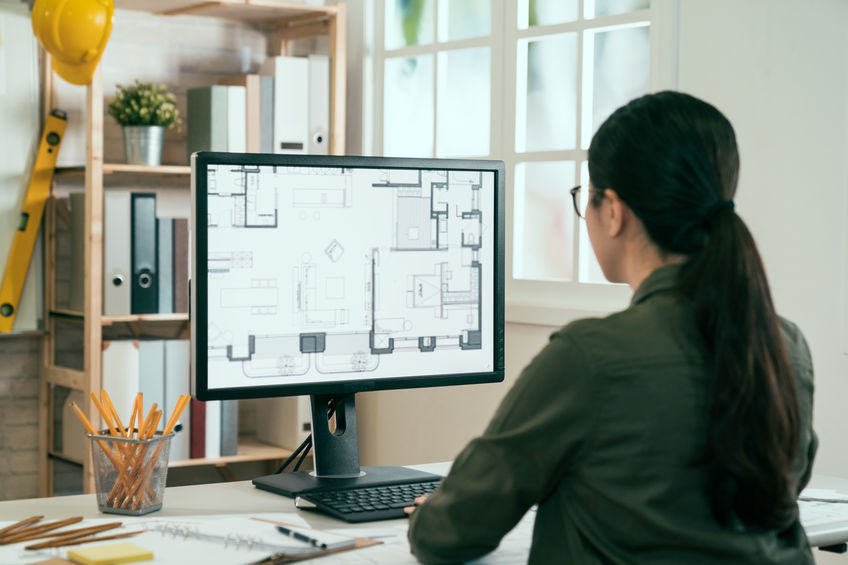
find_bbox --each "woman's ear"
[603,188,626,238]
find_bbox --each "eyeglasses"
[570,185,584,219]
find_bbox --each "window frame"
[370,0,680,326]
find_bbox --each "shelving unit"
[39,0,346,496]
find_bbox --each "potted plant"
[107,81,181,166]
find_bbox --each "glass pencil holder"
[89,430,174,516]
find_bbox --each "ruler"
[0,109,66,332]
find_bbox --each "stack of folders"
[186,54,329,158]
[98,191,189,316]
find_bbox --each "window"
[376,0,497,159]
[373,0,678,323]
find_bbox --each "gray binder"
[157,218,174,314]
[164,340,191,461]
[103,191,131,315]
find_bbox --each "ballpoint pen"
[276,525,328,550]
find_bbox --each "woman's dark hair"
[588,91,799,530]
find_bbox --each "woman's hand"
[404,494,429,516]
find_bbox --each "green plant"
[107,80,181,130]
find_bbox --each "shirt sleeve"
[407,328,597,564]
[785,322,817,494]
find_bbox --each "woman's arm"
[407,329,597,563]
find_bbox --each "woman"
[405,91,817,564]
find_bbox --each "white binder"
[103,190,131,315]
[259,56,308,154]
[205,400,222,459]
[164,340,191,461]
[308,54,330,155]
[138,340,165,422]
[101,340,140,428]
[227,85,246,153]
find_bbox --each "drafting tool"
[0,109,66,332]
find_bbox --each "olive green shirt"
[408,264,817,564]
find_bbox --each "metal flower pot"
[122,125,164,166]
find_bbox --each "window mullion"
[374,0,386,156]
[574,0,585,280]
[431,0,439,157]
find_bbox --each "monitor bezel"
[191,152,505,401]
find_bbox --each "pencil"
[15,521,121,543]
[68,402,122,469]
[25,529,144,550]
[0,516,43,537]
[0,516,83,545]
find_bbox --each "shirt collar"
[630,263,683,306]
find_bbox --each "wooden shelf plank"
[50,308,84,319]
[101,315,190,340]
[168,436,293,468]
[0,329,47,339]
[45,365,86,390]
[47,450,84,467]
[102,313,189,324]
[116,0,335,22]
[55,164,191,176]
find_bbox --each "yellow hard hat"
[31,0,114,86]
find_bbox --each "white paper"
[800,488,848,502]
[0,510,536,564]
[0,513,317,564]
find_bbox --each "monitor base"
[252,465,442,498]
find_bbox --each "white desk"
[0,467,846,564]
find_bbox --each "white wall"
[0,2,41,331]
[675,0,848,478]
[357,0,848,489]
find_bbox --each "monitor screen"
[191,153,504,402]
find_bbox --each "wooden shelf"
[55,164,191,176]
[101,313,189,324]
[168,436,293,468]
[48,436,289,472]
[49,310,190,340]
[50,309,84,319]
[0,329,47,339]
[117,0,336,22]
[40,0,345,497]
[101,314,190,340]
[47,450,84,467]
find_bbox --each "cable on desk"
[273,397,337,475]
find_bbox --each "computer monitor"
[191,152,505,495]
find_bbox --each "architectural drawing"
[204,164,493,384]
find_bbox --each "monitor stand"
[252,393,441,497]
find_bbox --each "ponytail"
[588,91,800,529]
[680,210,799,529]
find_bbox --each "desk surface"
[1,467,847,563]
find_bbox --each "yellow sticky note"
[67,542,153,565]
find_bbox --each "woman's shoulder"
[550,296,683,348]
[777,316,813,375]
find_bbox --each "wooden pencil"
[0,516,43,537]
[25,529,144,550]
[14,521,121,543]
[0,516,83,545]
[68,402,122,470]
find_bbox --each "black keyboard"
[295,480,441,523]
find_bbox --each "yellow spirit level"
[0,109,66,332]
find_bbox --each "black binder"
[131,193,159,314]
